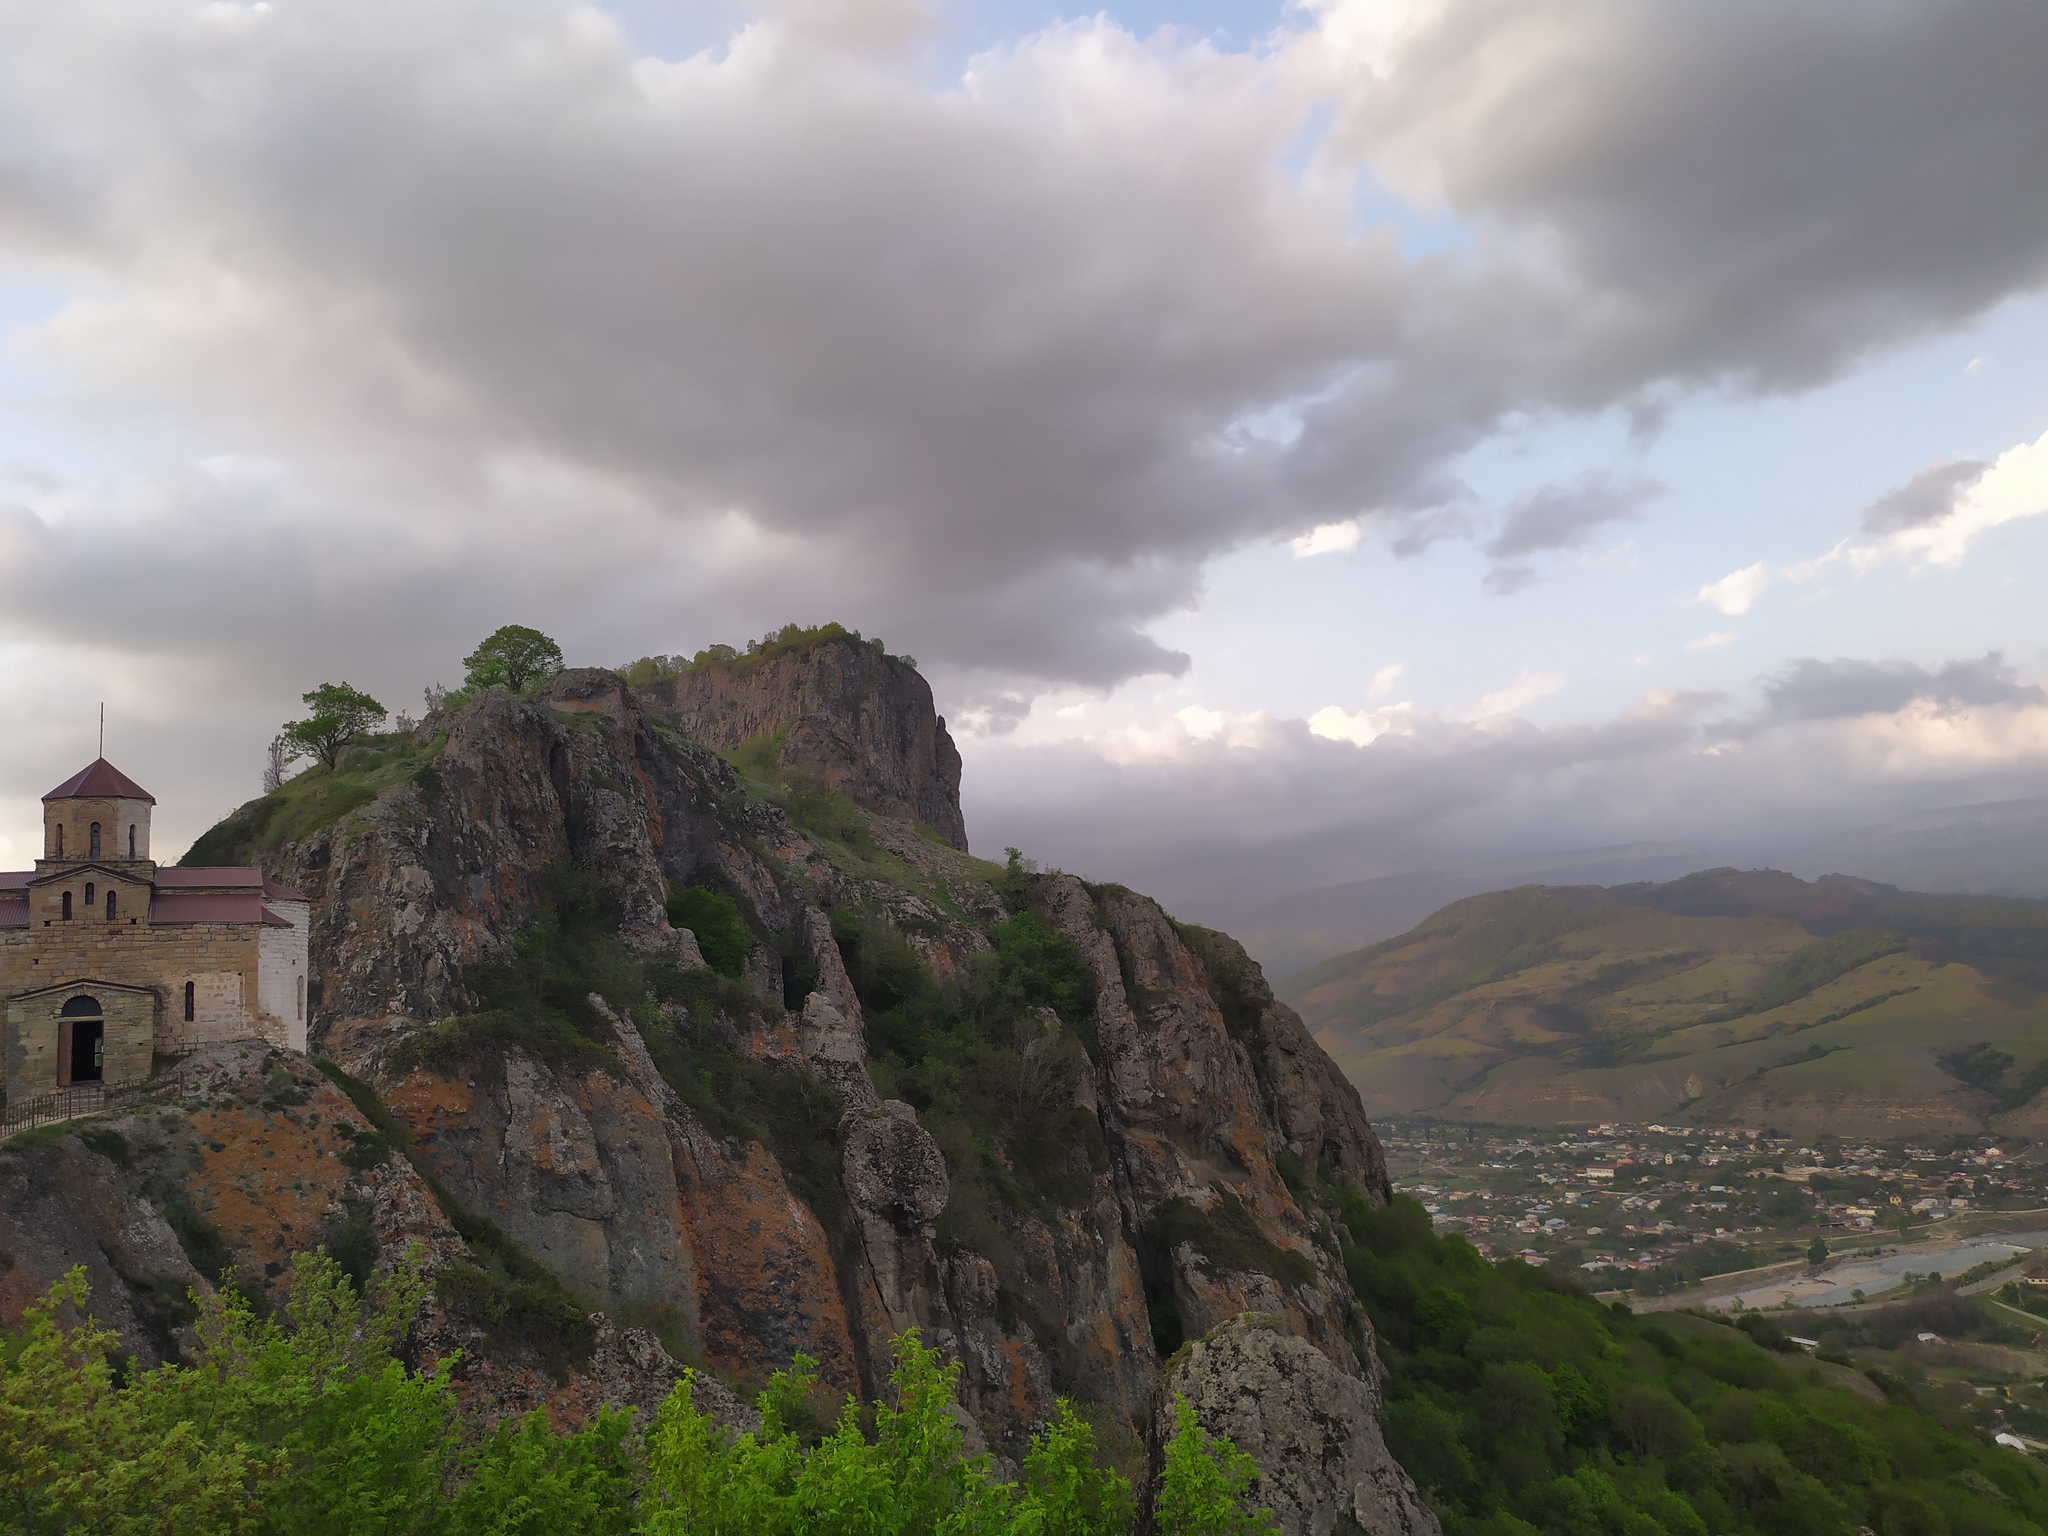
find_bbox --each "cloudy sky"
[2,0,2046,915]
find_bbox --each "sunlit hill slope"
[1285,869,2048,1137]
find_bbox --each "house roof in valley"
[42,759,156,804]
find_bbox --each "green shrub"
[1144,1190,1317,1291]
[666,886,751,980]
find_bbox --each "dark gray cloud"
[1482,471,1661,593]
[0,0,2039,701]
[1340,0,2048,396]
[1862,460,1990,534]
[1757,652,2047,726]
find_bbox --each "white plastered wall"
[256,901,310,1053]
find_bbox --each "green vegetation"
[314,1056,596,1375]
[623,622,917,685]
[636,961,850,1231]
[1711,929,1908,1023]
[1344,1191,2048,1536]
[182,728,443,865]
[387,864,639,1077]
[280,681,387,771]
[0,1260,1260,1534]
[841,904,1106,1229]
[1144,1190,1316,1291]
[666,885,751,979]
[463,623,566,695]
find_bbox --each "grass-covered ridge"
[620,621,918,686]
[1290,871,2048,1133]
[181,729,443,866]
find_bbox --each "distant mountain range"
[1283,867,2048,1138]
[1218,794,2048,983]
[1778,794,2048,897]
[1208,844,1712,980]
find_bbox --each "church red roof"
[42,759,156,804]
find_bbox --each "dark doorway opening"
[68,1019,104,1084]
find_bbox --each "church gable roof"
[43,759,156,805]
[153,867,262,890]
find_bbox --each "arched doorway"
[59,995,104,1086]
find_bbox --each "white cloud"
[1367,662,1405,699]
[1469,671,1567,720]
[1883,425,2048,565]
[1698,562,1772,616]
[1291,521,1363,558]
[1685,631,1736,652]
[1174,705,1227,739]
[1308,700,1423,747]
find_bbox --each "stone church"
[0,759,309,1105]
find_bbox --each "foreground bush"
[0,1254,1270,1535]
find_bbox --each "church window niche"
[54,824,63,858]
[184,981,195,1022]
[61,891,72,921]
[128,825,136,858]
[85,882,94,907]
[296,975,304,1019]
[106,889,117,921]
[89,822,100,858]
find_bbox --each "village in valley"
[1382,1119,2048,1303]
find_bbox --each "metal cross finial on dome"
[99,703,104,759]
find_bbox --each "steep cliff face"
[648,633,969,850]
[2,645,1426,1522]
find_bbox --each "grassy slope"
[1287,873,2048,1134]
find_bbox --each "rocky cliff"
[641,627,968,851]
[0,644,1427,1531]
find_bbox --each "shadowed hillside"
[1287,868,2048,1136]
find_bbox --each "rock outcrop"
[1,639,1425,1524]
[1151,1318,1440,1536]
[648,631,969,850]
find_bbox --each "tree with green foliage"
[1808,1237,1830,1268]
[463,626,565,695]
[665,886,750,980]
[1343,1188,2048,1536]
[1154,1397,1277,1536]
[281,683,387,771]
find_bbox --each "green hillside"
[1285,869,2048,1135]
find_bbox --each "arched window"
[89,823,100,859]
[84,882,94,907]
[128,825,136,858]
[61,890,72,921]
[184,981,195,1022]
[61,994,100,1017]
[54,824,63,858]
[106,889,117,921]
[296,974,305,1019]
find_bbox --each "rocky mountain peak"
[631,624,968,851]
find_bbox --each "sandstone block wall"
[41,795,152,862]
[0,920,285,1090]
[5,983,154,1099]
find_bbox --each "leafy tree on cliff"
[281,683,387,771]
[463,625,565,695]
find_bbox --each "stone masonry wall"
[41,796,152,863]
[0,921,272,1072]
[6,984,154,1099]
